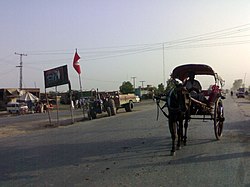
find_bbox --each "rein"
[155,89,182,120]
[156,100,169,120]
[155,79,189,120]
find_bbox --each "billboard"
[44,65,69,88]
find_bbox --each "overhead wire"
[164,23,250,45]
[163,24,250,49]
[1,23,250,86]
[2,23,250,72]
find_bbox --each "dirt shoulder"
[0,113,87,139]
[0,100,155,139]
[233,95,250,118]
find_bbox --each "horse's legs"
[169,117,177,156]
[183,118,189,146]
[177,117,183,149]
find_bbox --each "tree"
[154,83,165,95]
[119,81,134,94]
[158,83,165,93]
[232,79,243,90]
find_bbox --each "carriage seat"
[194,85,219,106]
[207,85,220,105]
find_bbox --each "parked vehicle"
[87,94,116,120]
[6,102,28,114]
[81,90,137,120]
[111,92,137,112]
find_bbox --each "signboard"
[44,65,69,88]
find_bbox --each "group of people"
[34,102,53,113]
[72,98,88,109]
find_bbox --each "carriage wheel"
[214,98,224,140]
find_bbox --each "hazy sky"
[1,0,250,92]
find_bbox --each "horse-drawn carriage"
[155,64,225,155]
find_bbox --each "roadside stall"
[18,91,39,112]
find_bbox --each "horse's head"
[179,86,191,112]
[166,79,190,113]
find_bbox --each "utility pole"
[131,76,136,89]
[243,73,247,89]
[139,80,145,88]
[162,43,166,87]
[15,52,27,90]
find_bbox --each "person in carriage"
[183,71,202,93]
[183,71,208,105]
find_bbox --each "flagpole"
[78,73,85,118]
[69,81,74,124]
[79,74,82,92]
[74,48,85,118]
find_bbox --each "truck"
[111,92,137,112]
[87,97,115,120]
[86,91,137,120]
[236,88,245,98]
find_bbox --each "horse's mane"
[166,78,190,113]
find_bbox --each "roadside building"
[135,85,155,99]
[0,88,40,110]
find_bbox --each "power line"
[163,23,250,45]
[14,23,250,63]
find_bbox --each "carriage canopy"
[171,64,215,81]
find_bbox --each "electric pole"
[139,80,145,88]
[163,43,166,87]
[131,76,136,89]
[15,52,27,90]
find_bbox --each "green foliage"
[153,83,165,95]
[119,81,134,94]
[232,79,243,90]
[157,83,165,94]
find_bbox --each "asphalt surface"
[0,97,249,186]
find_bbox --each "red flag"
[73,51,81,74]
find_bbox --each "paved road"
[0,97,249,186]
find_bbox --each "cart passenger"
[184,71,206,103]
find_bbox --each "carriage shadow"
[126,119,250,170]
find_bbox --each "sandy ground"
[0,112,89,139]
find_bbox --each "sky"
[0,0,250,92]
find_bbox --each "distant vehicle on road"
[236,91,245,98]
[236,88,245,98]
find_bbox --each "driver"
[184,71,207,103]
[184,71,202,93]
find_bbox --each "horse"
[155,79,190,156]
